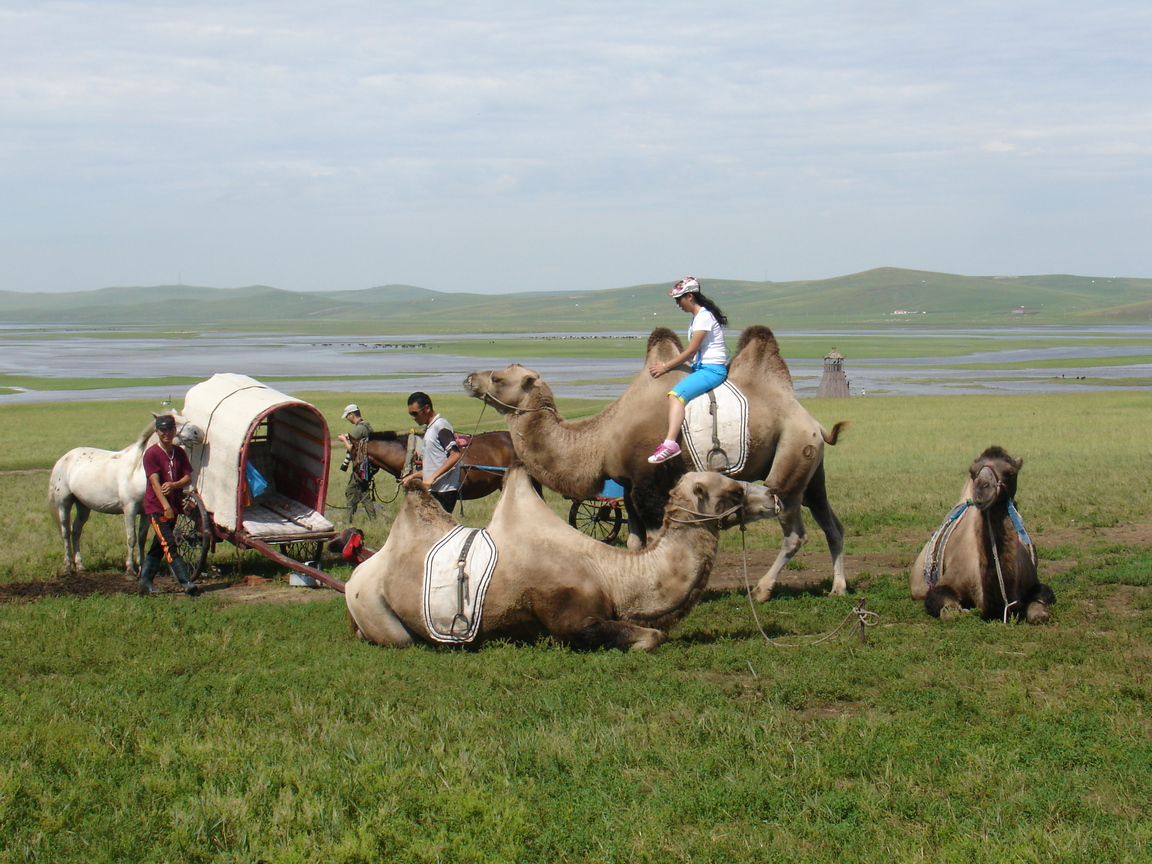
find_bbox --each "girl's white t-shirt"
[690,309,727,366]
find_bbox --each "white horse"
[48,412,203,576]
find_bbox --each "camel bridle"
[666,484,781,526]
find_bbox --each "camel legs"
[802,470,847,596]
[924,585,965,620]
[346,595,417,647]
[750,502,807,602]
[568,617,668,652]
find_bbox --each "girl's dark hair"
[694,292,728,326]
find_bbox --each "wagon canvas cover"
[181,373,334,539]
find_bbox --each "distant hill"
[2,269,1150,331]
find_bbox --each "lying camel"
[344,465,780,650]
[911,446,1055,623]
[463,326,848,601]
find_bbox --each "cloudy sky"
[2,0,1149,295]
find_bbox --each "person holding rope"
[401,392,462,513]
[138,414,199,596]
[647,277,730,464]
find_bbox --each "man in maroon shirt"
[138,414,199,596]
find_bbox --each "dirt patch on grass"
[0,570,340,605]
[706,516,1152,594]
[6,516,1150,606]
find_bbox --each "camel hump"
[730,325,792,384]
[734,324,780,355]
[647,327,683,354]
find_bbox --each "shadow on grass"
[698,580,843,605]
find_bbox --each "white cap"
[669,277,700,298]
[342,404,360,419]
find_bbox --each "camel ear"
[692,480,709,507]
[1014,456,1024,471]
[521,374,537,389]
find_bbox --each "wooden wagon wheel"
[568,498,624,544]
[174,490,212,580]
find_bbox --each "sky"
[2,0,1150,295]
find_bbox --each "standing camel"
[464,325,849,601]
[362,430,515,501]
[911,446,1055,623]
[344,464,780,650]
[48,412,202,576]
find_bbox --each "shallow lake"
[1,325,1150,404]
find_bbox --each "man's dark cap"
[155,415,177,431]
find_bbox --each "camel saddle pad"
[681,381,749,475]
[422,526,498,644]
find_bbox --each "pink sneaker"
[648,441,681,464]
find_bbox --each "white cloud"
[1,0,1150,293]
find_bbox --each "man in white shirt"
[400,392,463,513]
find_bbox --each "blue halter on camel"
[922,498,1033,590]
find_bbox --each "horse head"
[153,411,205,447]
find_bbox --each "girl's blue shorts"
[669,363,728,404]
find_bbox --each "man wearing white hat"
[337,404,377,518]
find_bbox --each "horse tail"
[822,421,850,445]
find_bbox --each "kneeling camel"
[344,466,779,651]
[911,446,1055,623]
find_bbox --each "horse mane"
[732,325,793,383]
[369,430,404,442]
[135,420,159,448]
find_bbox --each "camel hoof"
[750,586,772,603]
[1026,603,1050,625]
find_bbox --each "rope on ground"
[737,525,879,648]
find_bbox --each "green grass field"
[2,391,1151,862]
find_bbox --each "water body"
[1,326,1149,404]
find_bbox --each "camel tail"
[822,420,850,445]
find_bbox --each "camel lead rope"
[985,511,1019,624]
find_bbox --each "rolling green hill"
[2,268,1150,332]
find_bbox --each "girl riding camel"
[647,277,730,464]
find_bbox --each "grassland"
[2,391,1151,862]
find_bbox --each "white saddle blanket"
[422,526,498,644]
[681,380,749,475]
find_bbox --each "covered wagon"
[179,373,345,590]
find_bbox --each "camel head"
[667,472,781,531]
[463,364,555,415]
[968,446,1022,510]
